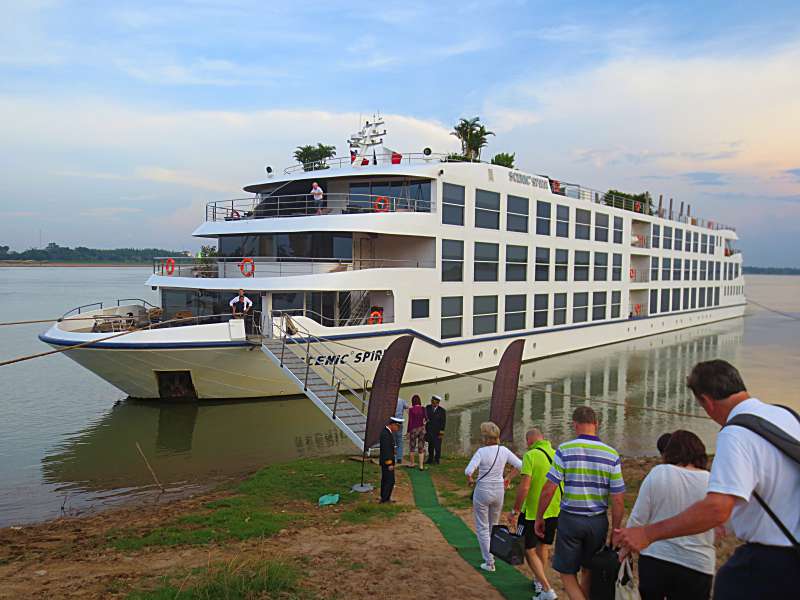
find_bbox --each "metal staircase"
[260,315,371,451]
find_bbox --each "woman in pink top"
[407,395,427,470]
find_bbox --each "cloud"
[134,167,232,193]
[79,207,143,218]
[682,171,726,186]
[786,168,800,181]
[114,57,282,86]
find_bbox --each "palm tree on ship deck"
[294,143,337,171]
[451,117,495,161]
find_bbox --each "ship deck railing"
[206,192,433,222]
[152,256,435,278]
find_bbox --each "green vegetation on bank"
[0,243,187,263]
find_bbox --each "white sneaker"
[532,580,543,594]
[537,590,557,600]
[480,562,496,572]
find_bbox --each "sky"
[1,1,799,266]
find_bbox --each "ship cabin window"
[660,289,670,312]
[692,232,699,253]
[651,257,659,281]
[683,287,690,309]
[613,216,623,244]
[556,205,570,238]
[649,289,658,315]
[675,228,683,250]
[734,263,739,279]
[473,295,498,335]
[684,260,691,281]
[698,287,706,308]
[574,251,590,281]
[411,298,429,319]
[506,245,528,281]
[662,257,671,281]
[507,195,529,232]
[594,252,608,281]
[475,189,500,229]
[691,287,697,308]
[709,235,716,255]
[536,201,551,235]
[674,258,682,281]
[592,292,607,321]
[715,262,721,280]
[714,287,720,305]
[576,209,591,240]
[652,224,660,248]
[663,226,673,250]
[535,247,550,281]
[554,293,567,325]
[217,232,353,259]
[672,289,681,311]
[701,234,708,254]
[505,294,527,331]
[685,231,692,252]
[347,180,432,213]
[474,242,499,281]
[692,259,698,280]
[594,213,609,242]
[161,288,263,323]
[700,260,707,281]
[441,296,463,339]
[555,249,569,281]
[441,239,464,282]
[573,292,589,323]
[533,294,548,328]
[612,253,622,281]
[442,183,465,226]
[611,291,621,318]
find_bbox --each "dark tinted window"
[576,209,591,240]
[475,189,500,229]
[507,195,529,232]
[442,183,465,226]
[411,299,429,319]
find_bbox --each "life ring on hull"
[629,268,636,279]
[634,303,642,316]
[368,310,383,325]
[239,257,255,277]
[230,209,241,219]
[165,257,175,275]
[373,196,390,212]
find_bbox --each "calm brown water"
[0,268,798,525]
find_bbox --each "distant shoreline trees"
[0,243,187,263]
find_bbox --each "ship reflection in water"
[41,317,743,510]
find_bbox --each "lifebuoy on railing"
[368,310,383,325]
[634,303,642,316]
[239,257,255,277]
[165,257,175,275]
[373,196,390,212]
[629,268,636,279]
[230,208,241,219]
[634,201,642,213]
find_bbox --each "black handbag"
[588,545,620,600]
[490,525,525,565]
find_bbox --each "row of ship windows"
[648,286,727,316]
[651,224,723,254]
[649,257,740,282]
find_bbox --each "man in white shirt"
[617,360,800,599]
[229,289,253,320]
[310,182,324,214]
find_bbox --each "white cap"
[431,394,443,402]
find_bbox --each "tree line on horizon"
[0,243,188,263]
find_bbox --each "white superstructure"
[42,117,746,400]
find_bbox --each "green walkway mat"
[408,468,531,599]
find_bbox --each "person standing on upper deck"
[310,182,324,214]
[229,289,252,318]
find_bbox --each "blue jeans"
[393,428,403,462]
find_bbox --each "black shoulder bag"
[536,447,565,498]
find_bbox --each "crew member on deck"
[380,417,403,503]
[229,289,253,332]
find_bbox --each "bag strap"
[536,447,565,496]
[477,446,501,484]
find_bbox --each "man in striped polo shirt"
[535,406,625,600]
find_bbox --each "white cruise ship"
[42,116,746,407]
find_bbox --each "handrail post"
[332,380,341,420]
[304,336,311,390]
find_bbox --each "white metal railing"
[282,152,454,174]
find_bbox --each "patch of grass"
[339,502,407,524]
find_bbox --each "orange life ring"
[165,258,175,275]
[629,268,636,279]
[230,209,241,219]
[368,310,383,325]
[634,303,642,315]
[239,257,255,277]
[634,201,642,213]
[373,196,390,212]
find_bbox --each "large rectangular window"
[475,189,500,229]
[709,235,716,255]
[685,231,692,252]
[411,298,429,319]
[554,293,567,325]
[698,287,706,308]
[474,242,499,281]
[505,294,526,331]
[611,291,621,318]
[650,289,658,315]
[683,287,689,309]
[661,288,670,312]
[535,247,550,281]
[692,259,698,280]
[684,259,690,281]
[573,292,589,323]
[575,209,591,240]
[700,260,707,281]
[613,216,623,244]
[441,296,463,339]
[714,287,720,306]
[442,183,465,226]
[441,239,464,282]
[506,244,528,281]
[594,213,609,242]
[715,261,721,281]
[507,195,529,233]
[612,253,622,281]
[692,232,699,253]
[651,256,659,281]
[672,288,680,311]
[691,287,697,308]
[592,291,607,321]
[555,249,569,281]
[473,295,498,335]
[673,258,682,281]
[675,228,683,251]
[662,257,671,281]
[663,226,673,250]
[533,294,549,328]
[594,252,608,281]
[556,205,570,237]
[652,224,660,248]
[574,250,590,281]
[536,201,551,235]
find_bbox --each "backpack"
[722,404,800,555]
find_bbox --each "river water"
[0,267,798,526]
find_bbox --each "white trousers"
[472,483,505,564]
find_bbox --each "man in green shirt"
[509,428,562,600]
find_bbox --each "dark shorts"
[552,510,608,575]
[714,543,800,600]
[638,555,712,600]
[516,514,558,549]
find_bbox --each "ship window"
[594,213,609,242]
[692,259,698,280]
[442,239,464,282]
[683,287,690,309]
[674,258,682,281]
[535,247,550,281]
[441,296,463,339]
[675,228,683,250]
[592,291,607,321]
[613,216,623,244]
[700,260,707,281]
[700,233,708,254]
[507,195,529,232]
[554,293,567,325]
[536,201,551,235]
[593,252,608,281]
[698,287,706,308]
[685,230,692,252]
[684,260,690,281]
[715,261,721,281]
[573,292,588,323]
[505,294,526,331]
[691,287,697,308]
[710,236,716,255]
[442,183,465,226]
[650,289,658,315]
[506,244,528,281]
[663,226,673,250]
[217,232,352,260]
[715,287,720,305]
[533,294,548,328]
[272,292,303,312]
[411,298,429,319]
[574,250,590,281]
[475,189,500,229]
[576,209,591,240]
[662,257,671,281]
[556,205,570,237]
[555,249,568,281]
[661,289,670,312]
[161,289,262,323]
[651,257,659,281]
[652,224,660,248]
[612,253,622,281]
[473,295,498,335]
[611,291,621,318]
[693,232,699,253]
[474,242,499,281]
[672,288,681,311]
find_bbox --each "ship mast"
[349,114,386,167]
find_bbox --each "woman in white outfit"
[465,421,522,572]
